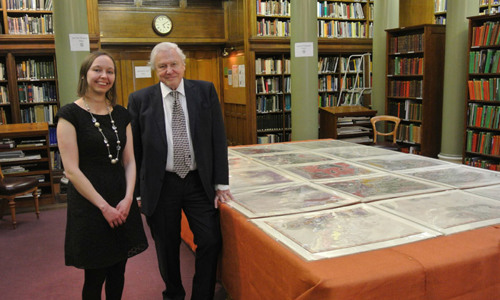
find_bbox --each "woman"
[56,51,148,299]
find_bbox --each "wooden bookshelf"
[225,0,374,145]
[0,122,55,206]
[434,0,447,25]
[463,14,500,171]
[319,105,376,144]
[0,0,60,203]
[385,24,446,157]
[479,0,500,15]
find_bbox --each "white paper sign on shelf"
[135,66,152,79]
[69,34,90,52]
[295,42,313,57]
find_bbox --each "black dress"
[56,103,148,269]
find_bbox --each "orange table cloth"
[216,204,500,300]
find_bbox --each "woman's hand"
[116,198,132,220]
[101,204,126,228]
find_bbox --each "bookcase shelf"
[479,0,500,15]
[464,14,500,171]
[0,122,55,207]
[434,0,447,24]
[385,24,445,157]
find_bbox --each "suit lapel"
[151,83,167,146]
[184,79,198,137]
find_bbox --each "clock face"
[153,15,172,35]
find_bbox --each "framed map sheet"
[372,190,500,234]
[231,143,301,156]
[463,185,500,201]
[228,182,359,218]
[251,204,441,261]
[252,151,334,166]
[229,156,261,170]
[315,145,398,159]
[281,161,379,181]
[229,167,300,193]
[354,154,451,172]
[400,165,500,188]
[317,174,450,202]
[289,139,354,150]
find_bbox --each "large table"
[181,140,500,299]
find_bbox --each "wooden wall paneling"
[86,0,100,36]
[399,0,434,27]
[98,7,226,44]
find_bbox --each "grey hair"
[149,42,186,70]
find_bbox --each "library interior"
[1,1,500,300]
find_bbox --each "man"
[128,42,233,300]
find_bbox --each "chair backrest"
[370,115,401,144]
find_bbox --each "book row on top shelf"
[0,0,54,35]
[255,0,374,39]
[434,0,447,24]
[479,0,500,15]
[465,14,500,171]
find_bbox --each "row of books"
[7,14,54,35]
[318,20,372,39]
[340,75,365,89]
[468,103,500,129]
[463,157,500,171]
[0,62,5,80]
[0,85,9,104]
[50,149,61,170]
[256,76,283,94]
[17,82,57,103]
[388,80,423,98]
[252,94,292,112]
[256,0,290,17]
[256,113,291,131]
[435,16,446,25]
[434,0,447,13]
[6,0,53,10]
[388,33,424,54]
[389,57,423,76]
[469,49,500,74]
[318,75,339,92]
[317,2,365,20]
[256,19,290,37]
[0,108,8,124]
[0,138,16,149]
[257,132,289,144]
[255,57,290,75]
[398,123,421,144]
[256,95,283,113]
[465,130,500,156]
[338,91,367,106]
[467,78,500,101]
[48,126,57,145]
[20,104,57,124]
[16,59,55,80]
[318,94,337,107]
[318,57,339,73]
[388,100,423,122]
[471,21,500,47]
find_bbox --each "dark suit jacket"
[128,79,229,217]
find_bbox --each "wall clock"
[152,15,173,36]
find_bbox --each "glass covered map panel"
[252,204,441,261]
[318,174,450,202]
[229,182,359,218]
[372,190,500,234]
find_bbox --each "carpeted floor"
[0,206,226,300]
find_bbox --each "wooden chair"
[370,115,401,151]
[0,166,39,229]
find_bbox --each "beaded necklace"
[83,98,121,164]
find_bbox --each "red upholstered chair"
[370,115,401,151]
[0,166,39,229]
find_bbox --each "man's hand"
[214,189,234,209]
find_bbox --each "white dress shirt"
[160,80,197,172]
